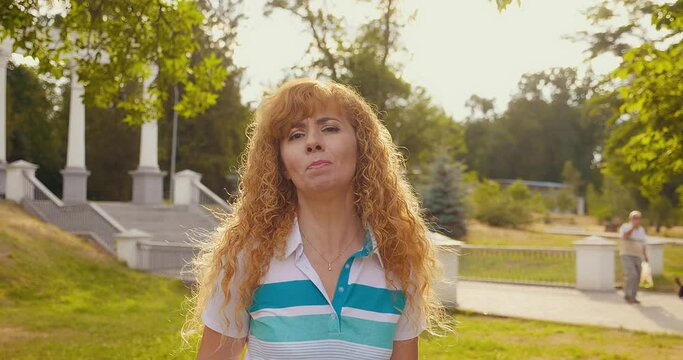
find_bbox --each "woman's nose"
[306,131,324,152]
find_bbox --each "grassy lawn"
[2,201,682,359]
[0,201,197,359]
[464,221,582,247]
[423,310,683,360]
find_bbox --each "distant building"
[494,179,568,193]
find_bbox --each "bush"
[470,180,545,228]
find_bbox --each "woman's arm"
[197,326,247,360]
[390,337,418,360]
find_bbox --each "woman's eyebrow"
[290,116,341,130]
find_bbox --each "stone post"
[430,231,463,307]
[115,228,152,270]
[646,238,667,276]
[5,160,38,202]
[574,235,616,291]
[173,170,202,205]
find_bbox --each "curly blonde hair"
[183,78,451,345]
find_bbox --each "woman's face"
[279,103,358,196]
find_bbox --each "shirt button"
[338,286,344,292]
[345,264,350,269]
[330,314,336,320]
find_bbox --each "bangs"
[260,80,346,140]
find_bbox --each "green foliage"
[542,188,578,214]
[464,68,604,186]
[494,0,520,11]
[1,0,228,125]
[6,62,66,195]
[469,180,545,228]
[561,161,583,195]
[421,154,467,239]
[265,0,465,169]
[586,174,639,223]
[581,1,683,204]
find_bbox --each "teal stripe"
[249,314,397,349]
[345,284,405,314]
[249,280,327,311]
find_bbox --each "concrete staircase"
[95,201,221,245]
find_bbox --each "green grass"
[2,201,682,359]
[0,201,197,359]
[460,248,576,285]
[464,222,582,247]
[421,310,683,359]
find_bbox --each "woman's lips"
[307,160,331,169]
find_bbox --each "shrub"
[470,180,545,228]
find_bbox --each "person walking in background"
[619,210,649,304]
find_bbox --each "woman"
[186,78,449,359]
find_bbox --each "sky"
[232,0,621,119]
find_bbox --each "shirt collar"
[285,216,384,268]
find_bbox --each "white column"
[130,65,166,205]
[60,61,90,204]
[139,120,160,169]
[0,37,12,197]
[574,236,616,291]
[66,63,86,168]
[0,37,12,163]
[138,65,160,169]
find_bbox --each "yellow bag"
[640,261,654,288]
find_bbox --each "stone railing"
[116,229,200,283]
[6,160,126,253]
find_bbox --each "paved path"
[457,280,683,335]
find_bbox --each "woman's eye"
[323,126,339,133]
[288,132,304,141]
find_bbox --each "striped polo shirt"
[202,216,426,359]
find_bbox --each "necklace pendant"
[328,263,332,271]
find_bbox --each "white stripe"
[261,257,309,283]
[341,307,401,323]
[245,337,392,360]
[250,305,333,319]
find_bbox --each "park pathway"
[457,280,683,335]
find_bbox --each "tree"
[579,0,683,201]
[586,174,639,225]
[561,160,583,195]
[464,68,604,186]
[421,154,467,239]
[6,62,66,195]
[1,0,228,125]
[265,0,465,170]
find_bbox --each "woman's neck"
[296,188,363,255]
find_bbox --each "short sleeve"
[393,298,428,341]
[201,255,249,338]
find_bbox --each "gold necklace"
[300,227,361,271]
